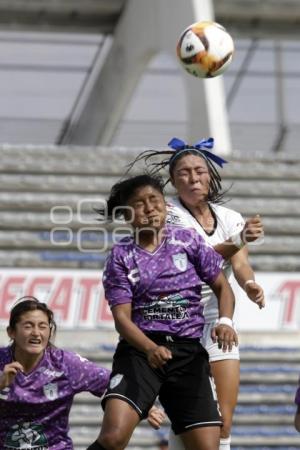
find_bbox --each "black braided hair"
[127,148,227,204]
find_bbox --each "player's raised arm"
[214,215,264,260]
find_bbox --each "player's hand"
[245,281,265,309]
[0,362,24,389]
[147,405,166,429]
[146,345,172,369]
[242,215,264,243]
[211,325,238,352]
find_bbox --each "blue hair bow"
[168,137,227,168]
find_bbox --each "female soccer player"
[128,138,265,450]
[87,174,238,450]
[0,296,111,450]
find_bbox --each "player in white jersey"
[168,197,245,332]
[129,137,265,450]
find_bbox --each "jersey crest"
[172,253,188,272]
[43,382,58,401]
[109,373,123,389]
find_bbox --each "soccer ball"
[176,21,234,78]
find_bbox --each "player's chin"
[26,343,46,353]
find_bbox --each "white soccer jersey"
[167,197,245,322]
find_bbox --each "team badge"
[172,253,188,272]
[109,373,123,389]
[43,382,58,400]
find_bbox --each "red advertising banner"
[0,269,299,331]
[0,269,113,329]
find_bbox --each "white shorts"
[201,322,240,362]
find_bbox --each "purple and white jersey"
[0,346,110,450]
[103,225,223,338]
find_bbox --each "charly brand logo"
[4,422,48,449]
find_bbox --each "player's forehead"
[174,153,208,171]
[17,309,49,324]
[127,185,164,202]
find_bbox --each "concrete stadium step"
[1,146,300,178]
[0,250,105,268]
[0,230,300,254]
[2,211,300,236]
[72,390,295,405]
[1,190,300,215]
[0,146,134,175]
[240,372,299,384]
[1,192,300,216]
[0,250,299,271]
[231,436,300,447]
[224,198,300,217]
[0,173,121,193]
[1,172,299,199]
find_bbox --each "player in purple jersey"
[0,296,111,450]
[87,174,238,450]
[129,138,265,450]
[295,378,300,432]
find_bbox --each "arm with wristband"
[231,246,265,309]
[209,271,238,352]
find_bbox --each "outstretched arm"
[214,215,264,260]
[231,246,265,309]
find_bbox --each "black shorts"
[102,333,222,434]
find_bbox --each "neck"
[180,198,210,217]
[135,227,165,251]
[180,198,215,233]
[13,346,45,373]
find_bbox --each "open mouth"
[141,216,160,224]
[147,216,161,224]
[28,339,42,345]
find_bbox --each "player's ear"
[7,326,15,341]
